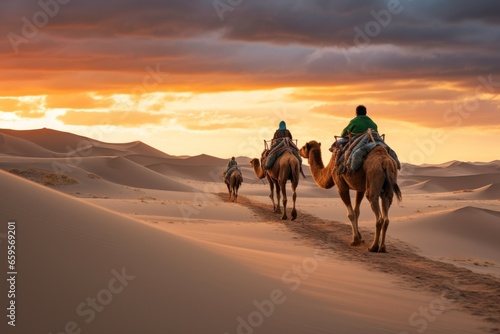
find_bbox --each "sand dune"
[432,183,500,201]
[0,128,91,153]
[0,128,172,159]
[401,173,500,193]
[0,129,195,192]
[0,171,343,333]
[77,156,196,192]
[0,132,58,157]
[123,154,179,166]
[400,161,500,185]
[391,206,500,271]
[0,155,195,193]
[148,162,225,182]
[1,171,492,334]
[472,183,500,200]
[1,128,499,333]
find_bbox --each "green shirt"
[340,115,378,137]
[228,160,237,168]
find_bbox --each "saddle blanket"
[335,131,400,174]
[263,138,302,170]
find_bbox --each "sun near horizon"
[1,1,499,164]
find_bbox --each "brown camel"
[250,150,299,220]
[225,169,243,202]
[299,141,402,252]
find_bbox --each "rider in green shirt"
[331,105,378,151]
[340,105,378,137]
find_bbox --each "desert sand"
[0,128,499,334]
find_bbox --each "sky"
[1,0,500,164]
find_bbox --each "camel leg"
[290,182,297,221]
[280,181,288,220]
[269,178,279,213]
[226,183,231,201]
[338,188,362,246]
[378,196,391,253]
[354,191,365,242]
[274,181,282,214]
[368,196,383,252]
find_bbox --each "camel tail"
[383,161,402,204]
[393,182,402,203]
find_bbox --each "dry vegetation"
[9,168,79,186]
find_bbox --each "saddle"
[332,129,401,174]
[224,166,240,182]
[261,138,306,179]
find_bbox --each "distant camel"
[299,141,402,252]
[225,169,243,202]
[250,150,299,220]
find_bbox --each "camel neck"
[308,147,335,189]
[252,161,265,179]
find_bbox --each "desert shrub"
[9,168,79,186]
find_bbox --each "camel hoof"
[274,208,282,214]
[378,246,387,253]
[291,210,297,221]
[350,240,362,247]
[281,215,288,220]
[368,245,379,252]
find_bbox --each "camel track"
[217,193,500,333]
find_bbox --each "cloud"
[0,97,46,118]
[45,93,115,109]
[58,110,167,126]
[309,99,500,128]
[172,111,270,131]
[1,0,499,128]
[0,98,22,112]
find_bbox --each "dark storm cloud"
[2,0,499,46]
[1,0,499,95]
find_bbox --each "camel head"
[249,158,260,167]
[299,141,321,159]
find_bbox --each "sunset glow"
[1,1,499,163]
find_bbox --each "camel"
[299,141,402,252]
[225,169,243,202]
[250,150,300,220]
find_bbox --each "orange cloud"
[0,97,46,118]
[0,98,21,112]
[173,111,270,131]
[309,99,500,129]
[58,110,167,126]
[45,94,115,109]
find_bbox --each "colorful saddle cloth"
[262,138,302,170]
[334,130,401,174]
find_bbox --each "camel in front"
[299,141,401,252]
